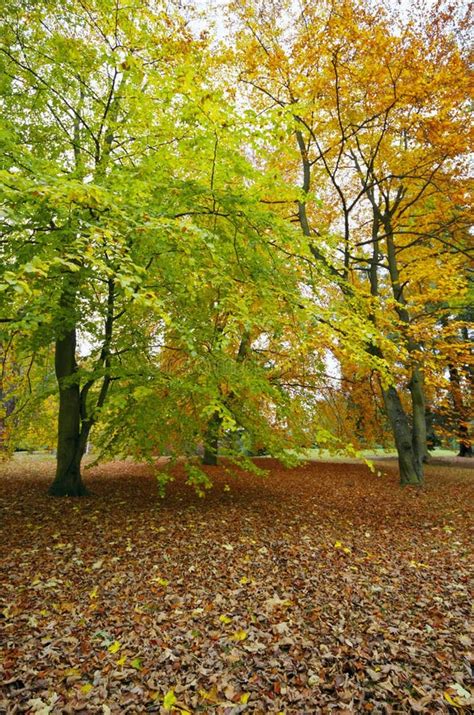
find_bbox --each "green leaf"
[163,689,177,710]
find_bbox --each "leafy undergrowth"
[1,457,473,714]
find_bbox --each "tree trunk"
[0,391,15,455]
[449,365,472,457]
[0,342,16,454]
[458,441,473,457]
[48,329,89,496]
[383,386,423,485]
[383,224,429,478]
[410,366,430,465]
[202,411,222,466]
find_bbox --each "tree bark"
[382,386,423,485]
[48,328,89,496]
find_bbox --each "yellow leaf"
[65,667,81,677]
[89,586,99,599]
[108,640,121,654]
[163,689,177,710]
[152,577,169,587]
[342,547,351,554]
[81,683,93,694]
[219,615,232,624]
[444,691,462,708]
[199,687,220,703]
[240,692,250,704]
[334,541,342,548]
[409,560,430,569]
[240,576,250,585]
[230,629,248,642]
[116,655,127,666]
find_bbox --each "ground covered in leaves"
[1,456,473,713]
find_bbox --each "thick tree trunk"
[383,386,423,485]
[48,329,89,496]
[202,411,222,466]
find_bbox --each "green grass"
[291,447,458,462]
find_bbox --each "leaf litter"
[0,456,473,713]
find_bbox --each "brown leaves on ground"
[0,456,473,713]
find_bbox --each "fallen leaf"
[163,689,177,710]
[230,629,248,641]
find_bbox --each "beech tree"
[0,0,328,494]
[0,0,267,493]
[230,0,472,484]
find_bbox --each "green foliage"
[1,0,343,484]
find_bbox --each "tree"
[0,0,236,493]
[1,0,327,494]
[230,0,472,484]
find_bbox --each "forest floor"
[0,456,473,714]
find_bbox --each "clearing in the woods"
[1,457,473,713]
